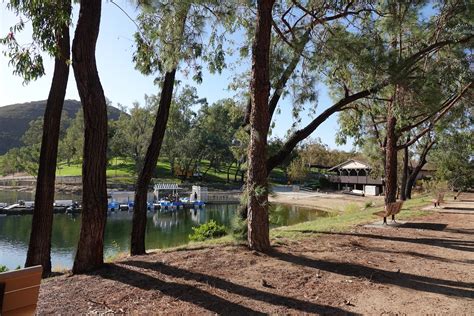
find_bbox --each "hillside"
[0,100,122,154]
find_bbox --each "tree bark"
[131,69,176,256]
[399,136,409,201]
[246,0,274,252]
[385,115,398,205]
[25,1,71,277]
[406,140,435,199]
[72,0,108,274]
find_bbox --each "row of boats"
[0,198,205,216]
[108,198,205,213]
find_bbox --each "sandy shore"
[269,190,384,212]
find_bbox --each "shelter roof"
[329,159,371,171]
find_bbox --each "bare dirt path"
[38,199,473,315]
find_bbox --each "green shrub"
[189,220,227,242]
[0,265,8,272]
[231,216,248,241]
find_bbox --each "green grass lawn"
[57,158,134,177]
[271,193,433,240]
[55,157,288,186]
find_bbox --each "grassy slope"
[271,194,432,240]
[56,158,286,185]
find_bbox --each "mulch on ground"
[38,203,474,315]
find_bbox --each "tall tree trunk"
[170,157,175,176]
[226,162,232,183]
[202,159,213,178]
[385,115,398,205]
[234,160,241,182]
[247,0,274,251]
[405,162,423,200]
[25,1,71,277]
[400,136,409,201]
[72,0,108,274]
[131,70,176,255]
[406,140,435,199]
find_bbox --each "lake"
[0,195,328,270]
[0,190,80,204]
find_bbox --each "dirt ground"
[38,197,473,315]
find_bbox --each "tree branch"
[396,35,473,77]
[399,92,459,133]
[269,27,312,119]
[397,82,472,149]
[369,111,384,148]
[267,84,384,172]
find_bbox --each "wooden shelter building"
[328,160,384,196]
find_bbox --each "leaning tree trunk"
[405,162,424,200]
[246,0,274,251]
[399,136,409,201]
[72,0,108,274]
[131,70,176,255]
[25,1,71,277]
[405,140,435,199]
[385,115,398,205]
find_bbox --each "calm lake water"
[0,192,328,270]
[0,190,80,204]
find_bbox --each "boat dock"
[0,184,240,216]
[0,200,81,216]
[0,199,204,216]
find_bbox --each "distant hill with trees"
[0,100,122,154]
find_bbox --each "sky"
[0,1,353,151]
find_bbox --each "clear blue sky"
[0,1,353,151]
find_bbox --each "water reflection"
[0,203,327,270]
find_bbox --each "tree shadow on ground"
[351,244,473,265]
[123,260,358,315]
[298,231,474,252]
[443,227,474,235]
[95,264,264,315]
[397,223,447,231]
[267,250,474,299]
[397,222,474,235]
[438,211,474,216]
[441,206,474,211]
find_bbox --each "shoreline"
[0,183,383,213]
[269,190,385,212]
